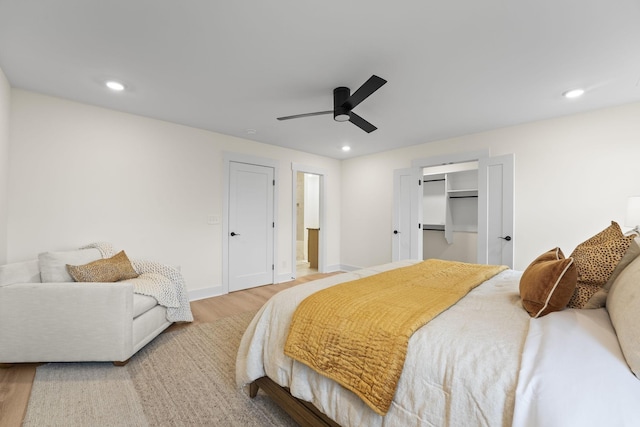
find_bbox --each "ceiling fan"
[277,75,387,133]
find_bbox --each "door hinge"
[272,222,275,228]
[418,179,422,185]
[272,264,274,271]
[273,179,275,186]
[418,223,422,229]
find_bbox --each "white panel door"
[393,168,422,261]
[478,154,514,267]
[228,162,274,291]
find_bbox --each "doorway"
[223,153,278,294]
[422,161,478,264]
[392,151,514,268]
[295,172,320,276]
[291,164,326,279]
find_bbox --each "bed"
[236,224,640,427]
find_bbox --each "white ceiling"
[1,0,639,159]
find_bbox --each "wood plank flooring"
[0,272,338,427]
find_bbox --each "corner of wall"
[0,67,11,264]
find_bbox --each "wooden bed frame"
[249,376,341,427]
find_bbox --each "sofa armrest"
[0,282,134,363]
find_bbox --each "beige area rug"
[23,311,297,427]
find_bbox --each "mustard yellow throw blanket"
[284,259,507,415]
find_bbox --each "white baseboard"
[188,285,224,301]
[277,273,295,283]
[188,266,355,301]
[336,264,362,272]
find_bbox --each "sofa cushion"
[0,260,41,286]
[39,248,102,282]
[133,294,158,318]
[67,250,139,283]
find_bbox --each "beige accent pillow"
[38,248,102,282]
[519,248,577,318]
[67,250,139,282]
[567,222,636,309]
[606,254,640,379]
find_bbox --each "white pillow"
[607,254,640,379]
[0,259,41,286]
[38,248,102,282]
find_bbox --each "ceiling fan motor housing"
[333,87,351,122]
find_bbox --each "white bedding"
[237,261,531,426]
[513,307,640,427]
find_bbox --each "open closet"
[422,161,478,263]
[393,152,513,268]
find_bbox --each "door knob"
[393,230,400,234]
[230,232,240,237]
[498,236,511,241]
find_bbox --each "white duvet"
[237,261,531,426]
[513,307,640,427]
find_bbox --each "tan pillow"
[567,222,636,309]
[67,250,139,282]
[520,247,577,318]
[606,254,640,379]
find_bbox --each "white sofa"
[0,248,172,365]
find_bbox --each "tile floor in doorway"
[296,261,318,277]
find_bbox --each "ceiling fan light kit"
[277,75,387,133]
[333,87,351,122]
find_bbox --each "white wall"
[8,88,640,285]
[341,102,640,271]
[0,67,10,264]
[7,90,342,294]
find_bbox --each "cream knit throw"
[82,242,193,323]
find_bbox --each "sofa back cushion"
[39,248,102,282]
[0,260,41,286]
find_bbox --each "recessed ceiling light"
[342,145,351,152]
[105,81,125,91]
[563,88,585,99]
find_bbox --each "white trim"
[222,152,279,295]
[188,285,224,301]
[411,150,490,168]
[276,273,295,283]
[338,264,362,272]
[291,163,328,279]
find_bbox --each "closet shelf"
[422,224,445,231]
[447,189,478,198]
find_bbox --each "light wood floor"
[0,272,338,427]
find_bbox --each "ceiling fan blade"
[343,75,387,109]
[349,112,377,133]
[277,110,333,121]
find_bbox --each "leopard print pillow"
[567,221,636,309]
[66,250,139,282]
